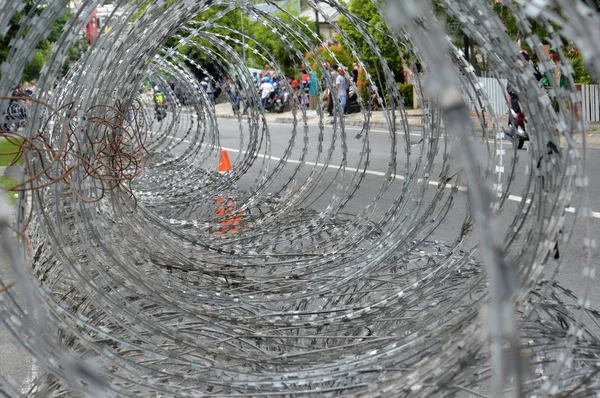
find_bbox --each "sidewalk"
[213,102,434,129]
[212,102,600,148]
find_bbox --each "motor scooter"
[505,86,528,149]
[155,102,167,121]
[2,95,29,132]
[264,92,284,113]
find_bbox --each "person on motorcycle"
[259,76,274,107]
[154,88,164,106]
[153,88,166,121]
[507,50,542,129]
[520,50,542,81]
[272,76,280,94]
[505,50,541,147]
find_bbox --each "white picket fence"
[465,77,600,123]
[580,84,600,122]
[466,77,508,117]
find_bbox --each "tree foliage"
[0,3,82,82]
[337,0,406,82]
[169,5,315,78]
[570,56,595,84]
[305,44,353,78]
[163,7,249,79]
[0,3,32,74]
[490,1,550,48]
[246,10,316,76]
[488,1,598,83]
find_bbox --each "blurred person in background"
[327,64,339,117]
[336,68,347,116]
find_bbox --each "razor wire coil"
[0,0,599,396]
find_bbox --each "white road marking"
[161,133,600,219]
[21,360,37,394]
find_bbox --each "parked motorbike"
[346,90,360,114]
[2,100,28,132]
[264,92,284,113]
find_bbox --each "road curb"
[215,114,406,130]
[214,114,600,148]
[215,114,491,133]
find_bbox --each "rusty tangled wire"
[0,96,148,203]
[0,95,148,271]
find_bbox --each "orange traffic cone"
[216,197,245,233]
[218,150,232,173]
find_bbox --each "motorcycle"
[155,102,167,121]
[505,87,528,149]
[2,100,28,132]
[264,92,284,113]
[346,86,360,114]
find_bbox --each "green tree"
[569,56,595,84]
[22,45,52,82]
[246,10,316,75]
[168,5,315,78]
[163,6,248,79]
[0,1,35,73]
[337,0,406,82]
[304,43,353,78]
[0,3,78,82]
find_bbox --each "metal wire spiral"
[1,0,599,396]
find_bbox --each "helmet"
[204,77,209,81]
[262,76,270,83]
[519,50,529,61]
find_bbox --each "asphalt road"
[1,114,598,395]
[190,118,600,307]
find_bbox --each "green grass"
[0,137,25,166]
[0,176,18,205]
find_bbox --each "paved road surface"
[1,116,598,395]
[193,119,600,306]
